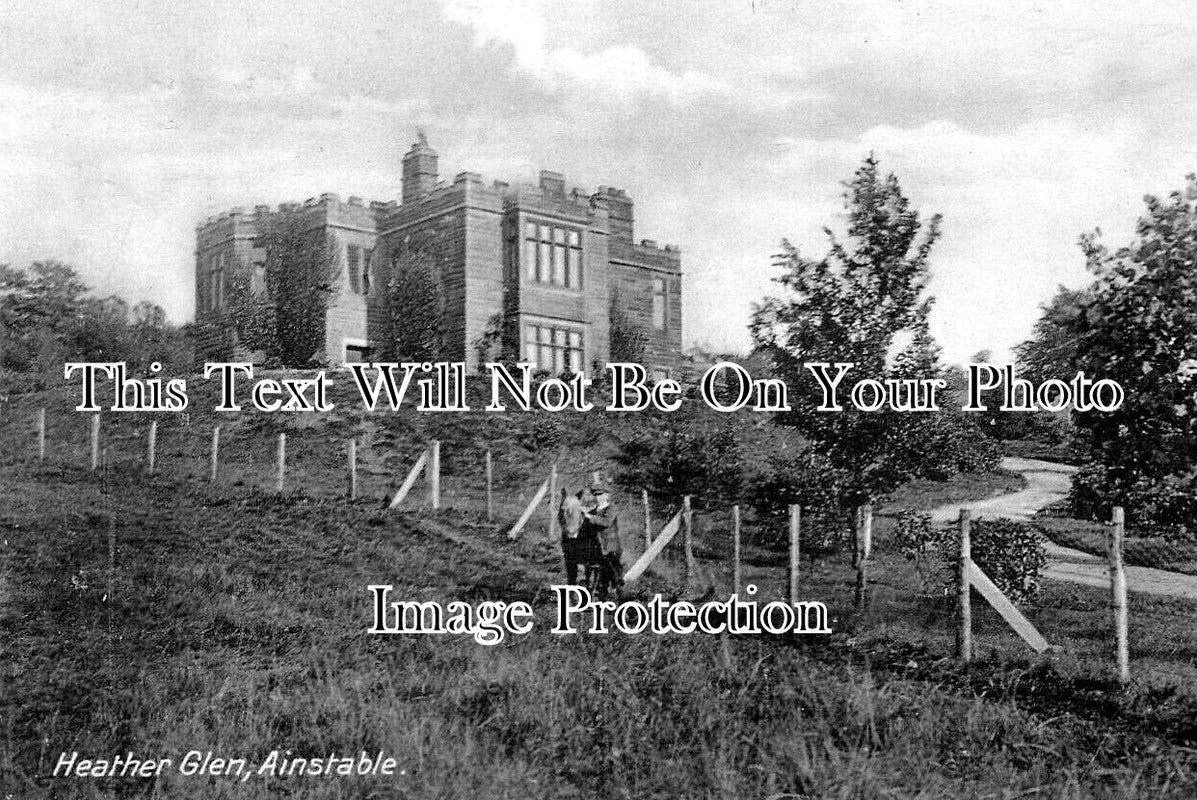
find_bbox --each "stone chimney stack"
[402,130,438,204]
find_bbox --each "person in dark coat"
[582,485,624,599]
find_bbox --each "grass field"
[2,385,1195,798]
[1035,515,1197,577]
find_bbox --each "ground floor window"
[524,324,583,374]
[344,342,372,363]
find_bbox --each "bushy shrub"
[891,509,952,595]
[1071,462,1197,541]
[519,413,566,454]
[613,422,743,509]
[742,448,843,519]
[966,518,1048,606]
[1067,461,1117,521]
[892,512,1047,606]
[891,414,1003,481]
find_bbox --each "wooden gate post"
[210,425,221,483]
[957,509,973,664]
[347,438,357,500]
[642,489,652,550]
[854,504,873,612]
[147,420,157,473]
[1109,506,1130,683]
[548,463,559,539]
[788,504,800,607]
[429,440,441,510]
[733,504,742,596]
[682,495,695,594]
[37,408,46,463]
[90,413,100,471]
[485,450,494,522]
[276,433,286,493]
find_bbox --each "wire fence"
[2,402,1195,690]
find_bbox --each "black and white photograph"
[2,1,1196,797]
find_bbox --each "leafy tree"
[0,260,91,373]
[0,261,191,384]
[258,213,340,367]
[1014,286,1092,383]
[750,155,977,508]
[1063,174,1197,520]
[614,421,743,510]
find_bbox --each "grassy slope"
[1035,516,1197,577]
[1,385,1195,798]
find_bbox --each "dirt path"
[929,457,1197,601]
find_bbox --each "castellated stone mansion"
[194,135,683,377]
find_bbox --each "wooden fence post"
[788,504,800,607]
[854,504,873,612]
[146,420,157,473]
[642,489,651,550]
[733,504,742,596]
[105,448,114,602]
[485,450,494,522]
[957,509,973,664]
[861,503,873,562]
[1109,506,1130,683]
[210,426,221,483]
[347,439,357,500]
[682,495,695,594]
[90,413,100,471]
[852,506,861,568]
[548,463,559,539]
[37,408,46,463]
[429,440,441,510]
[276,433,286,493]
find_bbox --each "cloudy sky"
[2,0,1195,363]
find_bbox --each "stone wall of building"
[193,139,683,373]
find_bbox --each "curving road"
[929,457,1197,600]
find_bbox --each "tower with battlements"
[194,136,682,376]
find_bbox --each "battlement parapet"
[609,236,681,272]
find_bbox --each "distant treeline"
[0,260,191,390]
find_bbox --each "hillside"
[1,380,1195,798]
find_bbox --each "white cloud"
[441,0,749,108]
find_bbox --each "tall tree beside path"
[750,155,996,509]
[1062,174,1197,523]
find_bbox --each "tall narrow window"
[537,225,551,284]
[363,249,373,295]
[566,230,582,288]
[567,330,583,373]
[524,222,538,281]
[208,253,225,310]
[347,245,363,294]
[651,278,666,329]
[523,221,583,288]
